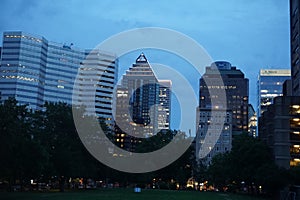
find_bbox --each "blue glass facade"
[43,41,85,105]
[0,31,47,110]
[114,53,172,151]
[0,31,118,125]
[257,69,291,117]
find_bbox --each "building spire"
[136,52,148,63]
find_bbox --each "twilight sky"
[0,0,290,133]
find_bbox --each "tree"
[0,98,48,190]
[134,130,194,188]
[206,134,290,195]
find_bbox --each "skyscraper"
[114,53,171,151]
[158,80,172,130]
[257,69,291,117]
[199,61,249,135]
[291,0,300,96]
[0,32,50,110]
[196,61,248,165]
[0,31,118,125]
[73,49,118,127]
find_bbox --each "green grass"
[0,189,265,200]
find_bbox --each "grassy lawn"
[0,189,265,200]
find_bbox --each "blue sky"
[0,0,290,133]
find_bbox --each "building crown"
[136,53,148,63]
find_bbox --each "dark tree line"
[0,98,194,191]
[196,134,300,197]
[0,98,108,191]
[1,97,299,196]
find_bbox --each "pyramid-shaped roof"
[136,53,148,63]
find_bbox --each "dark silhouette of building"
[259,96,300,169]
[283,79,293,96]
[291,0,300,96]
[195,61,248,166]
[199,61,249,135]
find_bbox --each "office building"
[196,61,248,165]
[0,32,50,110]
[0,31,118,125]
[259,96,300,169]
[199,61,249,135]
[291,0,300,96]
[257,69,291,117]
[73,49,118,127]
[158,80,172,130]
[195,108,232,166]
[114,53,171,151]
[248,104,257,138]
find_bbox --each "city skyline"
[0,0,290,109]
[0,1,300,196]
[0,30,288,134]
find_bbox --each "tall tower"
[196,61,248,165]
[124,53,160,136]
[199,61,249,135]
[114,53,171,151]
[0,31,118,126]
[43,41,86,106]
[291,0,300,96]
[73,49,118,127]
[0,31,49,110]
[257,69,291,117]
[158,80,172,130]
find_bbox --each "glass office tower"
[0,31,118,126]
[257,69,291,117]
[0,32,48,110]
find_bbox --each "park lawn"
[0,189,265,200]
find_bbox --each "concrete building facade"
[259,96,300,169]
